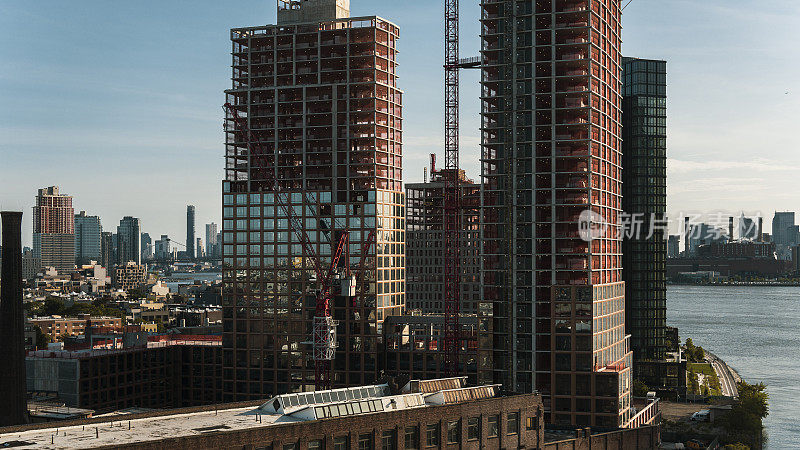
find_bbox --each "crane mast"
[443,0,462,376]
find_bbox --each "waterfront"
[668,285,800,448]
[161,272,221,292]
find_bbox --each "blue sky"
[2,0,800,245]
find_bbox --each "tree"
[633,379,650,397]
[33,326,51,350]
[724,444,749,450]
[722,382,768,448]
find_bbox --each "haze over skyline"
[2,0,800,246]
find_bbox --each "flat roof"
[0,378,501,449]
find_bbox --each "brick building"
[3,377,549,449]
[479,0,633,427]
[33,186,75,274]
[28,314,122,340]
[114,262,147,291]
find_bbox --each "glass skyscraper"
[621,57,668,365]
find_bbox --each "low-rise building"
[26,335,222,412]
[113,262,147,291]
[5,377,549,449]
[28,314,123,339]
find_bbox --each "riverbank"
[668,285,799,448]
[669,281,800,287]
[706,351,740,398]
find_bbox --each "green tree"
[633,379,650,397]
[33,326,51,350]
[722,381,768,448]
[724,444,749,450]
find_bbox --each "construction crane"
[442,0,482,376]
[223,102,374,390]
[442,0,463,377]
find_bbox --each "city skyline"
[3,1,800,245]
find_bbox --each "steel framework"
[224,102,375,390]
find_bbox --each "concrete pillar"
[0,211,29,426]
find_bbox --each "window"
[446,420,460,444]
[526,416,539,431]
[282,444,297,450]
[425,424,439,447]
[381,429,397,450]
[404,426,420,450]
[358,433,373,450]
[308,440,323,450]
[508,412,519,435]
[330,436,348,450]
[488,415,499,437]
[467,417,480,441]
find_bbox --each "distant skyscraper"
[155,235,171,260]
[100,232,113,269]
[186,205,196,260]
[667,235,680,258]
[196,238,204,259]
[205,223,218,258]
[74,211,102,264]
[772,211,796,259]
[622,57,668,364]
[116,217,141,265]
[33,186,74,274]
[141,232,153,261]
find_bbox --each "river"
[667,285,800,448]
[161,272,221,292]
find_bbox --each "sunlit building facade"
[480,0,632,427]
[222,0,404,400]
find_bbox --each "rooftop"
[0,378,501,449]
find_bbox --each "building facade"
[772,211,796,259]
[667,235,679,259]
[155,235,171,260]
[187,205,196,260]
[100,232,113,270]
[116,217,141,265]
[141,232,153,261]
[114,262,147,292]
[5,377,557,449]
[33,186,75,274]
[28,315,123,340]
[480,0,632,427]
[222,0,404,400]
[405,169,481,315]
[206,222,219,257]
[621,57,668,366]
[74,211,102,264]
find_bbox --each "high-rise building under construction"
[33,186,74,274]
[222,0,404,400]
[480,0,632,427]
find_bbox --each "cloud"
[668,158,800,174]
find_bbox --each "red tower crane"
[223,102,374,390]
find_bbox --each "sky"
[2,0,800,246]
